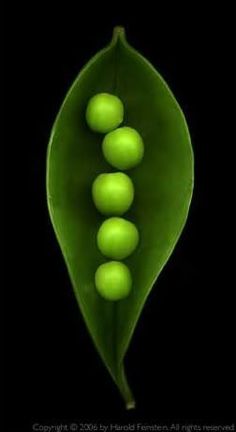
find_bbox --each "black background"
[4,1,235,431]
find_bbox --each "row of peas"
[85,93,144,301]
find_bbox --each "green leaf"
[46,26,194,409]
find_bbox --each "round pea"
[102,126,144,170]
[95,261,132,301]
[97,217,139,260]
[86,93,124,133]
[92,172,134,216]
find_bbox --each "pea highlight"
[97,217,139,260]
[86,93,124,133]
[92,172,134,216]
[95,261,132,301]
[102,126,144,170]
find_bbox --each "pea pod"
[46,26,194,408]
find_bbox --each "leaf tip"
[126,400,136,410]
[112,26,126,43]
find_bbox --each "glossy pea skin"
[86,93,124,133]
[95,261,132,301]
[97,217,139,260]
[92,172,134,216]
[102,126,144,170]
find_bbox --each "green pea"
[92,172,134,216]
[86,93,124,133]
[95,261,132,301]
[102,126,144,170]
[97,217,139,260]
